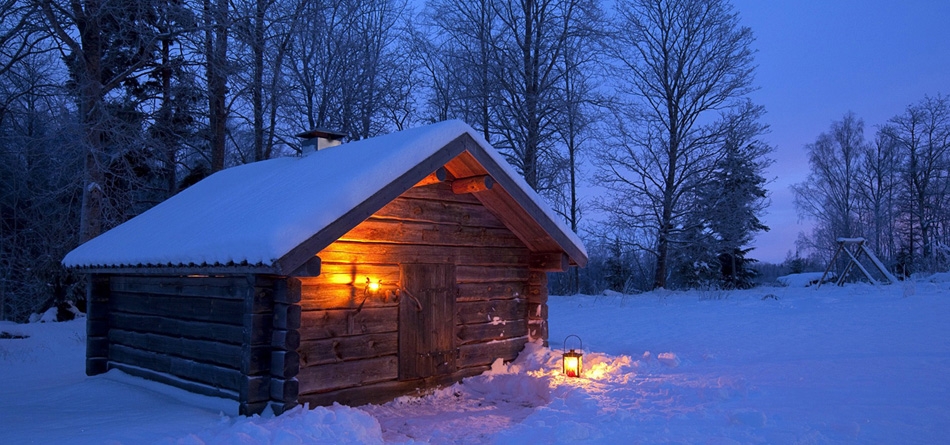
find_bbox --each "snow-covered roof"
[63,120,587,274]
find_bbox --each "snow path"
[1,280,949,443]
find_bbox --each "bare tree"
[792,112,867,262]
[884,95,950,271]
[491,0,589,192]
[549,0,605,293]
[227,0,310,161]
[282,0,407,140]
[856,129,901,262]
[604,0,755,289]
[0,48,82,321]
[37,0,164,241]
[423,0,499,140]
[0,1,45,79]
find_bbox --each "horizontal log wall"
[298,182,531,405]
[104,275,273,407]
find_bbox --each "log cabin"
[63,120,587,415]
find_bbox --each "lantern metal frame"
[562,334,583,377]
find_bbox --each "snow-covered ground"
[2,277,949,444]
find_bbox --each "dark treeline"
[793,97,950,278]
[1,0,774,321]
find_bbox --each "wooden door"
[398,263,457,380]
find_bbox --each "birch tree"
[792,112,867,262]
[885,95,950,271]
[856,129,901,262]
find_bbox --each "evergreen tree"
[698,103,772,288]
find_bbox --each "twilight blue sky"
[733,0,950,262]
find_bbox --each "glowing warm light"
[367,280,380,292]
[586,364,607,380]
[562,335,584,378]
[563,352,582,377]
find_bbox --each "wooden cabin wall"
[95,274,286,415]
[296,182,533,406]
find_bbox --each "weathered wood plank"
[240,375,271,404]
[338,219,524,248]
[291,256,322,277]
[242,314,273,346]
[526,271,549,343]
[297,355,398,394]
[313,263,400,287]
[300,275,527,309]
[526,302,548,321]
[108,329,247,369]
[87,337,109,361]
[527,304,549,344]
[456,299,526,325]
[457,336,527,368]
[317,243,529,267]
[298,333,398,367]
[371,195,506,228]
[273,304,302,330]
[272,329,300,351]
[271,350,300,379]
[109,344,243,391]
[269,401,297,416]
[109,313,245,344]
[297,366,487,407]
[316,263,528,286]
[456,320,528,345]
[298,307,398,340]
[110,291,245,324]
[527,270,547,286]
[298,283,398,310]
[109,362,239,402]
[86,274,110,376]
[456,266,530,283]
[456,282,525,302]
[529,252,570,272]
[398,180,481,204]
[87,274,111,321]
[110,275,249,300]
[451,175,494,194]
[240,401,269,416]
[523,283,547,303]
[270,377,299,406]
[273,277,302,304]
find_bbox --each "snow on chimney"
[296,128,347,152]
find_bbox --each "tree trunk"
[206,0,229,172]
[252,0,265,161]
[76,0,105,243]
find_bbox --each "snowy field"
[2,277,949,444]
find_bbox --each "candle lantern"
[562,334,583,377]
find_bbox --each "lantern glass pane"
[562,350,582,377]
